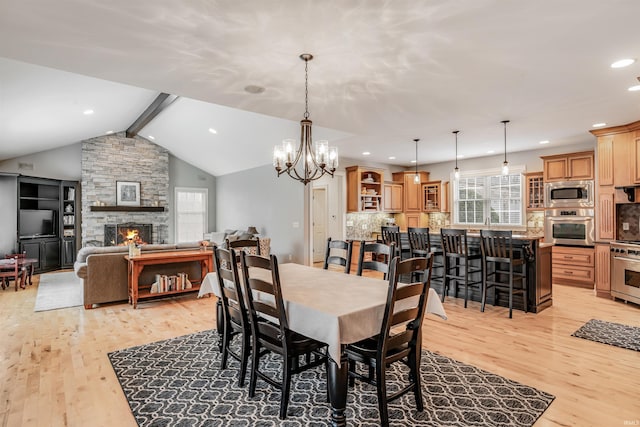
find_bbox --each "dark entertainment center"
[17,176,79,273]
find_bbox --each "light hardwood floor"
[1,270,639,427]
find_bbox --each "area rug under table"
[34,271,83,312]
[108,330,555,427]
[571,319,640,352]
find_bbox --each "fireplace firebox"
[104,223,153,246]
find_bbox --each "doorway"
[312,187,327,263]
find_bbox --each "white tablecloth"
[200,263,447,364]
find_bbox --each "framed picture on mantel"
[116,181,141,206]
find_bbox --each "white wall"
[0,143,82,181]
[0,175,18,254]
[216,164,305,263]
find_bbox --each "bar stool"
[440,228,482,307]
[407,227,444,286]
[479,230,527,318]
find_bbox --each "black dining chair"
[227,238,261,260]
[323,237,353,273]
[240,252,328,420]
[479,230,528,318]
[356,241,395,279]
[381,229,403,259]
[407,227,444,289]
[440,228,483,307]
[213,246,251,386]
[346,254,433,427]
[0,258,24,291]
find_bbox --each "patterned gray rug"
[108,330,555,426]
[571,319,640,352]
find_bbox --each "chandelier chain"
[304,58,309,119]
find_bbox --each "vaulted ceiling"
[1,1,639,176]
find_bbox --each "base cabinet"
[20,238,60,273]
[594,243,611,298]
[552,246,594,288]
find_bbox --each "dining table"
[200,262,447,426]
[0,257,37,291]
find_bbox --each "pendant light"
[501,120,510,175]
[453,130,460,180]
[413,138,420,184]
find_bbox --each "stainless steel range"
[610,241,640,305]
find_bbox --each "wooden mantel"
[89,206,164,212]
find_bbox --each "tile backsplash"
[617,204,640,240]
[346,210,545,240]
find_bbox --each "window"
[453,167,524,228]
[175,187,208,243]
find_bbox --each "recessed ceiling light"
[105,130,114,135]
[410,160,417,163]
[628,85,640,92]
[83,109,94,115]
[148,135,155,140]
[362,152,370,156]
[244,85,265,94]
[457,154,464,158]
[487,150,495,154]
[539,140,550,144]
[208,128,217,134]
[611,58,635,68]
[592,123,607,128]
[388,156,396,160]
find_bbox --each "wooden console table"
[125,250,213,308]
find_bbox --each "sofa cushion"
[76,245,128,262]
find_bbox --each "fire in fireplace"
[104,223,153,246]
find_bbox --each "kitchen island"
[428,233,552,313]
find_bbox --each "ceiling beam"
[125,92,179,138]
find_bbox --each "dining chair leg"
[509,275,514,319]
[375,363,389,427]
[238,333,250,387]
[279,357,292,419]
[220,322,230,370]
[409,348,424,412]
[481,262,488,312]
[347,360,355,387]
[248,342,259,398]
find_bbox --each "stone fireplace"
[104,223,153,246]
[81,133,169,246]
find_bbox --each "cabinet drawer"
[552,247,594,267]
[552,252,593,266]
[552,265,594,283]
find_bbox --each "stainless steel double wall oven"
[544,180,595,246]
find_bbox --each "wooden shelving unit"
[525,172,544,210]
[346,166,384,212]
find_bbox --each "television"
[19,209,56,238]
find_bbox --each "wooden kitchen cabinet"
[346,166,384,213]
[594,243,611,298]
[634,135,640,183]
[422,181,449,212]
[542,151,594,182]
[383,182,403,212]
[392,171,429,212]
[525,172,544,210]
[552,246,594,288]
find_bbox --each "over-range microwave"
[544,180,594,208]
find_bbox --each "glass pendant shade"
[453,130,460,180]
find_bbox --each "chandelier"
[273,54,338,185]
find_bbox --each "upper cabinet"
[346,166,384,212]
[525,172,544,210]
[422,180,449,213]
[392,171,429,212]
[541,151,594,182]
[383,182,403,212]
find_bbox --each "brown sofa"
[74,242,206,309]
